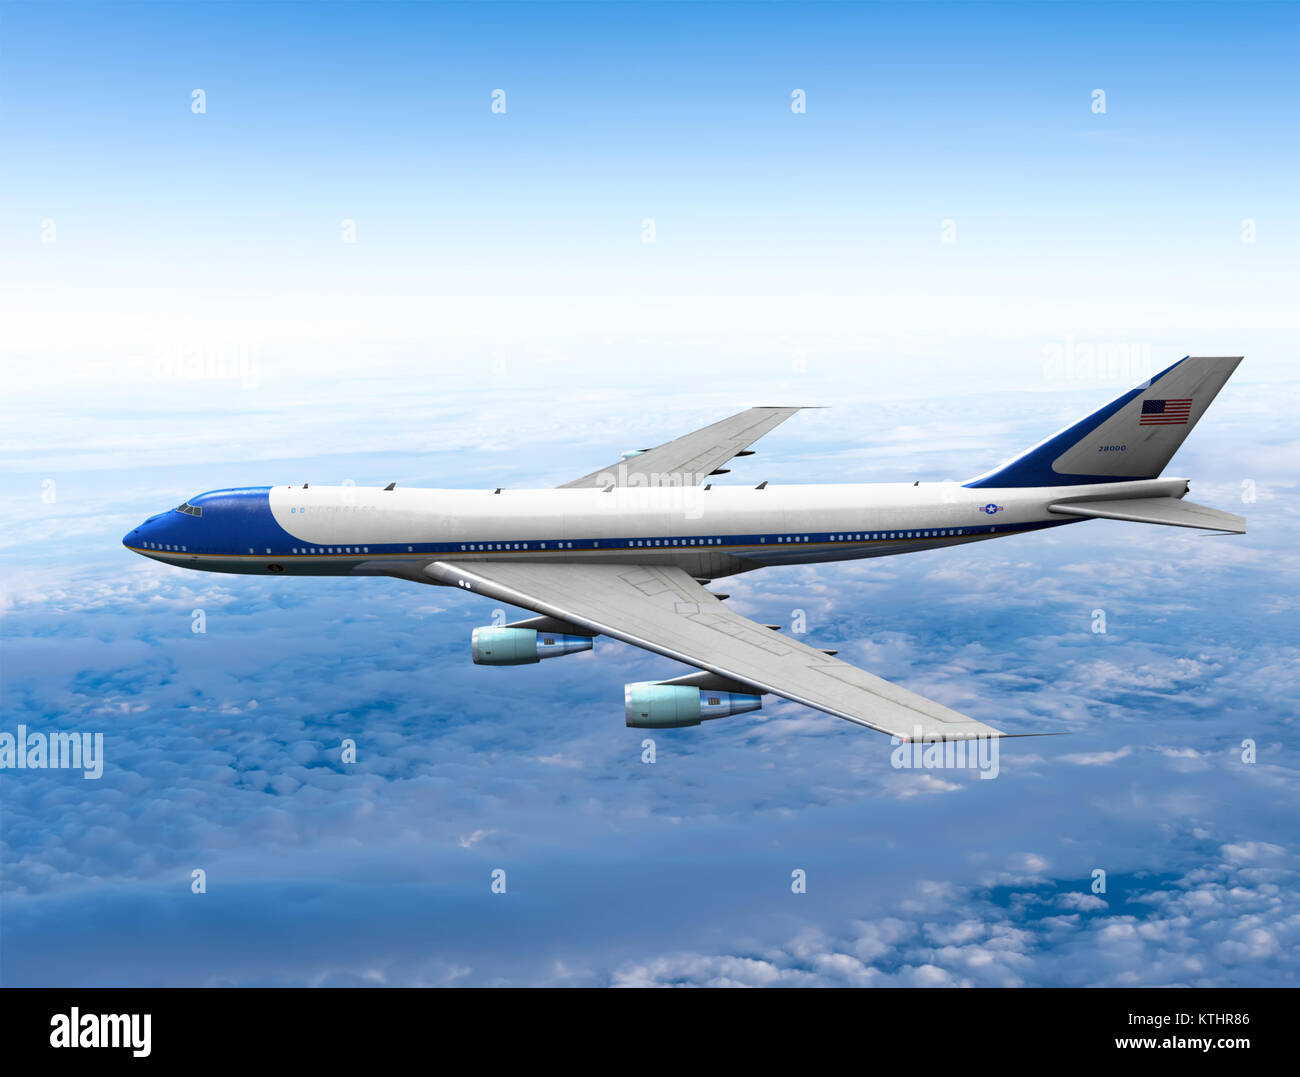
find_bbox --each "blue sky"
[2,2,1298,986]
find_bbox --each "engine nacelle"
[624,682,762,728]
[471,627,592,666]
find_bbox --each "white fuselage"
[128,477,1188,581]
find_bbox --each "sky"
[1,1,1298,987]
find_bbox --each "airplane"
[123,355,1243,742]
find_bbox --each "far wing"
[557,406,804,489]
[425,560,1006,741]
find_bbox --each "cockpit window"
[175,501,203,517]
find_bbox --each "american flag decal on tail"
[1139,398,1193,425]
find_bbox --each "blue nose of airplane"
[122,489,275,562]
[123,518,154,553]
[123,510,181,557]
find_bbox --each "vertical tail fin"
[965,356,1242,488]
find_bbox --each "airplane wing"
[424,560,1006,740]
[557,406,804,489]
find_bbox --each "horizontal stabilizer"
[1047,496,1245,533]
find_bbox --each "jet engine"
[624,681,762,728]
[471,627,593,665]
